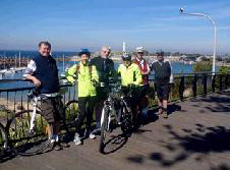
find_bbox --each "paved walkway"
[1,92,230,170]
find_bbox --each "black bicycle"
[99,84,136,154]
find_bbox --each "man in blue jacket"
[24,41,63,150]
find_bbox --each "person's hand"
[169,82,174,89]
[129,84,136,89]
[142,71,150,75]
[91,80,98,87]
[32,78,41,87]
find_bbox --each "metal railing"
[0,81,76,124]
[0,73,230,123]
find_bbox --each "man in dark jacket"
[151,52,173,118]
[90,46,117,132]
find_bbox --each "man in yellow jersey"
[66,49,99,145]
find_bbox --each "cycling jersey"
[117,63,142,87]
[66,63,99,97]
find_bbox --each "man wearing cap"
[66,49,99,145]
[90,46,117,133]
[133,47,151,121]
[151,52,173,118]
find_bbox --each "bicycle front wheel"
[0,123,8,156]
[6,110,50,156]
[99,107,109,154]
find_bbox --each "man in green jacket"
[66,49,99,145]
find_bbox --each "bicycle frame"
[100,95,115,131]
[29,96,39,133]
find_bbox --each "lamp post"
[179,7,217,74]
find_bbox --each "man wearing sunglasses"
[133,47,151,122]
[90,46,117,134]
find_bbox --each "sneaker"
[53,143,63,151]
[162,111,168,118]
[60,142,70,148]
[89,132,96,140]
[73,133,82,145]
[157,109,163,115]
[91,128,101,135]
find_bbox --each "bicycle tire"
[0,123,8,155]
[99,107,109,154]
[63,100,80,130]
[6,110,50,156]
[120,106,133,135]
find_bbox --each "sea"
[0,50,194,89]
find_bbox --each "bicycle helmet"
[121,53,131,61]
[136,46,144,53]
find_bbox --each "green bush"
[193,61,212,72]
[219,66,230,74]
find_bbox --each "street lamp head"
[179,7,184,13]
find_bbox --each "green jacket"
[66,63,99,97]
[117,62,142,87]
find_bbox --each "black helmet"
[121,54,131,61]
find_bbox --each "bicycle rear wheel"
[64,100,80,130]
[99,107,109,154]
[6,110,50,156]
[0,123,8,155]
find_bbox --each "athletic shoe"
[89,132,96,140]
[157,108,163,115]
[162,111,168,118]
[91,128,101,135]
[73,133,82,145]
[53,143,63,151]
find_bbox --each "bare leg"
[162,100,168,110]
[162,100,168,118]
[54,120,61,138]
[158,98,163,114]
[48,123,54,139]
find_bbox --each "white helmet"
[136,46,144,53]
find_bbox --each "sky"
[0,0,229,54]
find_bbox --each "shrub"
[219,66,229,74]
[193,61,212,72]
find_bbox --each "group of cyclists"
[24,41,173,150]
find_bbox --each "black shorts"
[40,96,64,123]
[155,83,170,100]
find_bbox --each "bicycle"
[5,88,55,156]
[99,83,136,154]
[5,84,81,156]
